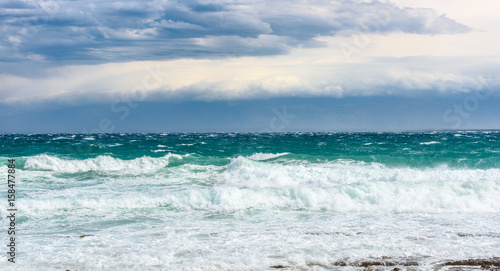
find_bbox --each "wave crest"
[247,152,289,161]
[24,154,183,174]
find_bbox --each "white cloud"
[0,0,498,105]
[156,20,204,30]
[0,51,498,104]
[96,26,158,40]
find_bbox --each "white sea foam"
[20,156,500,214]
[24,154,183,174]
[247,152,289,161]
[107,143,123,147]
[420,141,440,145]
[52,136,74,140]
[9,156,500,271]
[212,157,500,213]
[7,132,500,271]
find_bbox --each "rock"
[270,265,289,269]
[457,233,475,237]
[333,259,418,267]
[443,258,500,268]
[457,232,500,238]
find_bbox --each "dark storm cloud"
[0,0,470,62]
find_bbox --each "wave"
[51,135,76,140]
[17,156,500,214]
[24,154,184,174]
[222,157,500,187]
[107,143,123,147]
[18,180,500,216]
[216,157,500,213]
[420,141,440,145]
[247,152,289,161]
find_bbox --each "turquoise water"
[3,131,500,168]
[1,131,499,270]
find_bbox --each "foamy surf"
[18,156,500,214]
[1,132,499,270]
[420,141,441,145]
[247,152,289,160]
[24,153,184,174]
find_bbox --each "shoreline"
[267,258,500,270]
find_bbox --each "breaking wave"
[24,154,184,174]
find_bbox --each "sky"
[0,0,499,133]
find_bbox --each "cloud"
[0,0,470,62]
[0,55,498,105]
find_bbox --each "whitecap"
[52,136,72,140]
[247,152,289,161]
[420,141,440,145]
[107,143,123,147]
[24,154,183,174]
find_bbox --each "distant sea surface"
[1,132,499,270]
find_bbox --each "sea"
[0,131,499,270]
